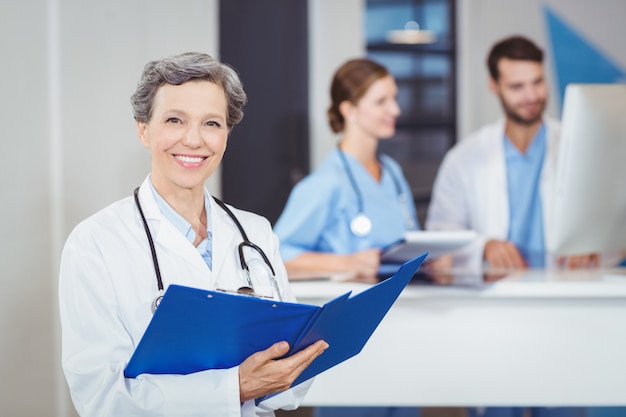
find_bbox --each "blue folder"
[124,253,427,391]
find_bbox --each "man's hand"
[422,254,454,285]
[238,340,329,403]
[484,239,527,269]
[557,253,600,269]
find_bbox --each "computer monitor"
[546,83,626,256]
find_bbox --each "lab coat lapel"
[137,179,212,274]
[209,196,239,281]
[155,220,209,272]
[485,120,509,239]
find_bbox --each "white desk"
[292,269,626,407]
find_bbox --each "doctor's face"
[490,58,547,126]
[346,75,400,140]
[137,80,229,195]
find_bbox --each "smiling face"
[490,58,547,126]
[343,75,401,140]
[137,80,229,197]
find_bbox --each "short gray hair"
[130,52,247,129]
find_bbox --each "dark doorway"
[219,0,309,224]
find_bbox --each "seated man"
[427,35,599,272]
[427,33,599,417]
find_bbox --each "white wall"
[308,0,365,168]
[2,0,218,415]
[1,2,56,416]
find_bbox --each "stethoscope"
[133,187,282,314]
[337,148,416,237]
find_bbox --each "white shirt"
[59,176,311,417]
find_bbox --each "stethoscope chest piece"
[134,186,282,314]
[151,291,164,314]
[350,213,372,237]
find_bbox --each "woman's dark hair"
[327,58,390,133]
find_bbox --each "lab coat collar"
[207,196,239,281]
[137,175,237,278]
[484,119,509,239]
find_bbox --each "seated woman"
[274,57,422,417]
[275,57,421,282]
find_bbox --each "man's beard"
[500,97,546,126]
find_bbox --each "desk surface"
[292,268,626,407]
[292,268,626,301]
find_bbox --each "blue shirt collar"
[503,123,547,159]
[148,179,212,244]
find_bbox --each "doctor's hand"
[484,239,528,269]
[557,253,600,269]
[421,254,454,285]
[344,248,381,282]
[238,339,329,403]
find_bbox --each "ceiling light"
[386,21,436,44]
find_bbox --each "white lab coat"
[426,118,562,269]
[59,176,311,417]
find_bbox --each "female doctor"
[274,58,422,281]
[274,58,424,417]
[58,52,328,417]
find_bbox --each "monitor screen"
[546,83,626,256]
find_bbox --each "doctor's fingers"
[563,253,600,269]
[351,249,381,275]
[424,254,454,271]
[284,340,329,368]
[240,340,329,400]
[238,341,294,401]
[485,240,526,269]
[502,244,527,268]
[483,240,508,267]
[250,340,291,364]
[277,340,329,381]
[241,339,327,380]
[239,341,290,378]
[353,248,381,265]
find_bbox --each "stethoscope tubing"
[212,197,276,277]
[337,148,413,235]
[133,186,281,311]
[337,149,367,214]
[134,187,164,292]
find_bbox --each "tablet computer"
[381,230,477,264]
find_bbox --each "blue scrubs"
[274,148,420,417]
[275,148,419,261]
[504,124,546,267]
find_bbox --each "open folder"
[124,253,427,391]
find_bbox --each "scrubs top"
[504,123,547,267]
[274,148,419,261]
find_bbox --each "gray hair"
[130,52,247,129]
